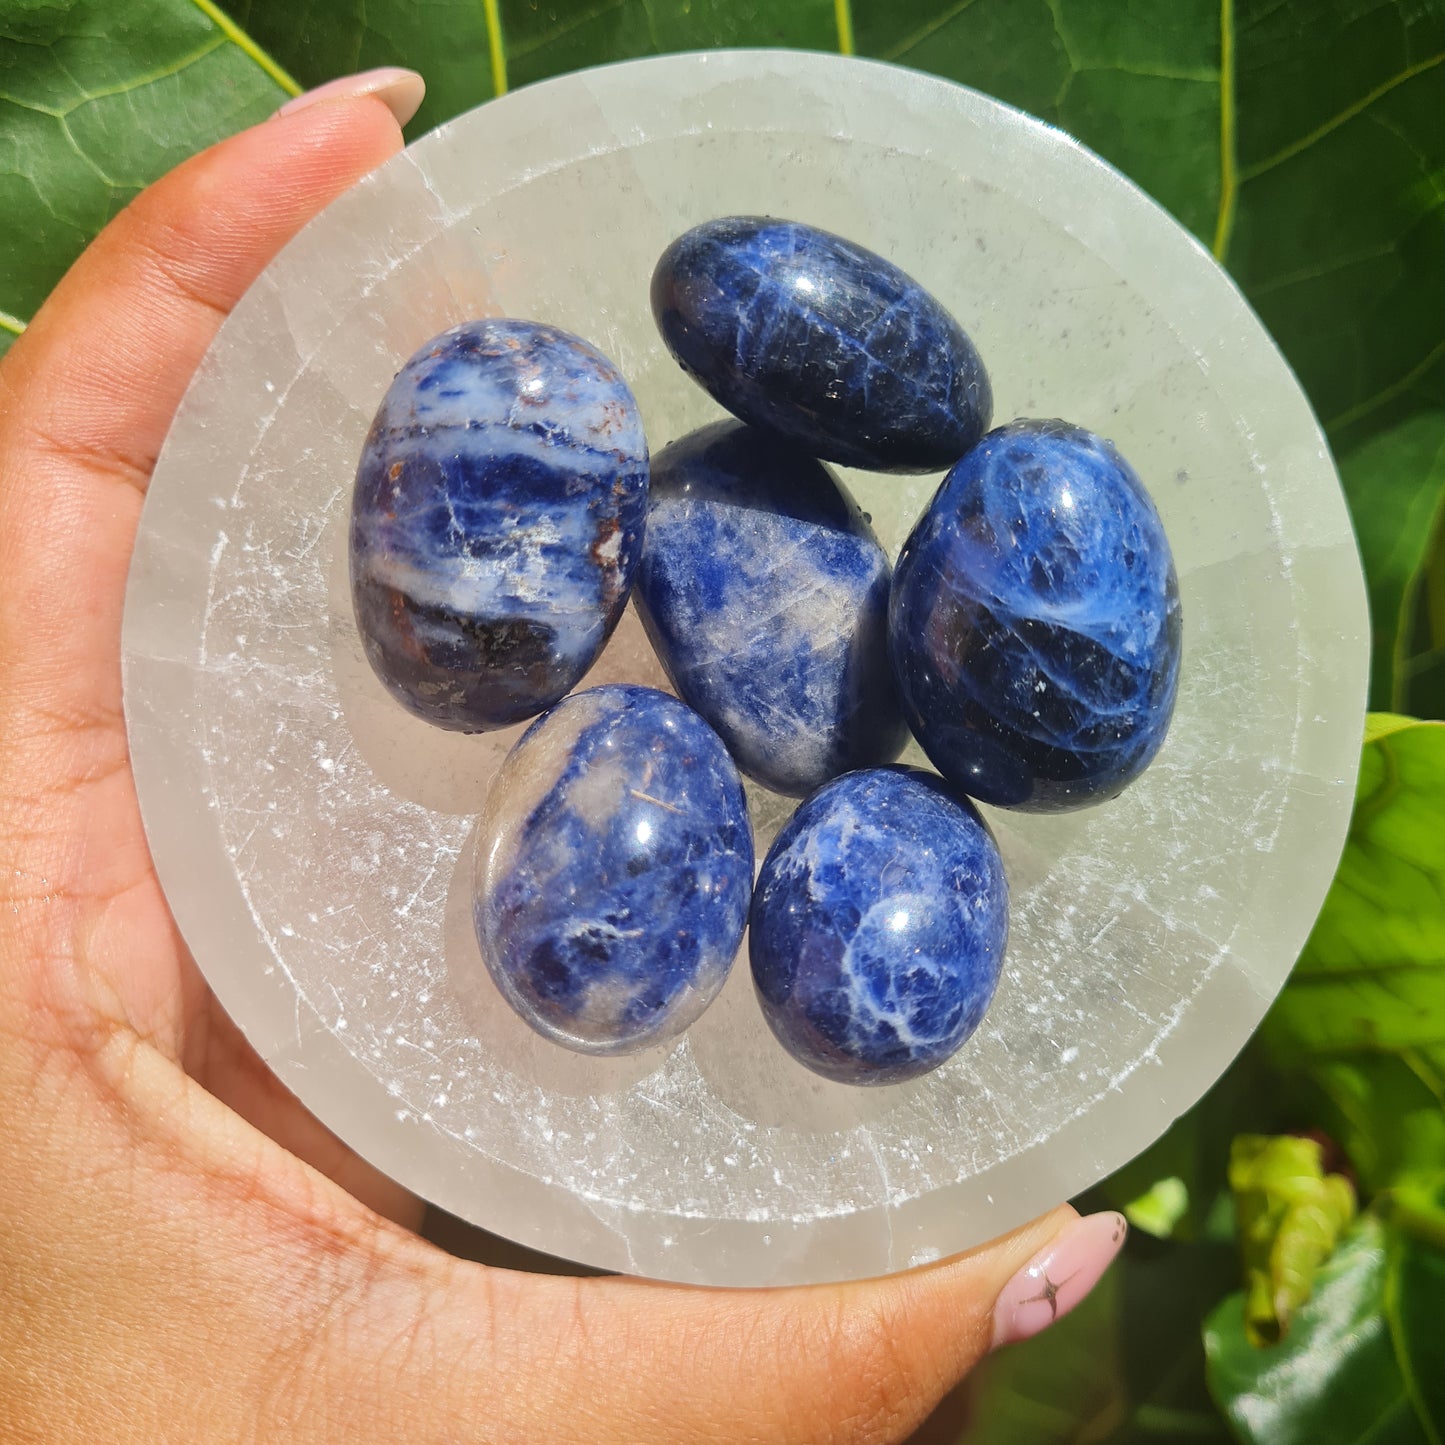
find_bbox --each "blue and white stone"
[350,318,648,732]
[652,217,991,473]
[749,767,1008,1086]
[889,419,1182,811]
[633,421,908,797]
[473,684,754,1055]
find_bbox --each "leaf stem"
[0,309,26,338]
[482,0,509,96]
[185,0,300,96]
[1212,0,1237,261]
[834,0,855,55]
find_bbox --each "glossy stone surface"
[652,217,991,473]
[750,767,1008,1086]
[474,684,753,1055]
[889,419,1182,811]
[633,421,908,796]
[350,318,648,732]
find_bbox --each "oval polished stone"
[634,421,908,796]
[474,684,754,1055]
[350,318,648,732]
[749,767,1008,1086]
[889,419,1183,811]
[652,217,992,473]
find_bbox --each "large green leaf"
[0,0,295,358]
[853,0,1445,456]
[1339,415,1445,712]
[1205,1215,1436,1445]
[1389,1206,1445,1436]
[1263,717,1445,1079]
[221,0,842,138]
[6,0,1443,470]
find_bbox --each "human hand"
[0,69,1124,1443]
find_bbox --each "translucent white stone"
[122,51,1368,1285]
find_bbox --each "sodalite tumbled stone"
[889,419,1183,811]
[652,217,991,473]
[473,684,753,1055]
[634,421,908,796]
[749,767,1009,1086]
[350,319,648,732]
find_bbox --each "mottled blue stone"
[749,767,1008,1085]
[473,684,754,1055]
[350,318,648,732]
[889,419,1182,811]
[652,217,992,473]
[633,421,908,797]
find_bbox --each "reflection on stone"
[350,319,649,731]
[635,420,906,796]
[890,420,1182,810]
[474,685,753,1054]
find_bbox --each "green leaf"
[1338,416,1445,713]
[1264,718,1445,1082]
[0,0,296,350]
[1205,1214,1433,1445]
[499,0,842,93]
[852,0,1445,455]
[1398,495,1445,721]
[1388,1202,1445,1439]
[1228,1134,1357,1345]
[221,0,844,138]
[1299,1054,1445,1200]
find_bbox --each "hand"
[0,69,1123,1444]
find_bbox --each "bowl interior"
[122,51,1367,1284]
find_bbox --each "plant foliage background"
[3,1,1442,1440]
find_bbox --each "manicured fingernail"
[991,1211,1127,1349]
[276,68,426,128]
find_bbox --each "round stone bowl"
[122,50,1368,1286]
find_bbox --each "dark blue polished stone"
[749,767,1008,1086]
[652,217,991,474]
[350,318,648,732]
[889,419,1182,811]
[633,421,908,797]
[474,684,753,1055]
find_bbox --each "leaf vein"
[1212,0,1237,261]
[504,0,627,61]
[1240,49,1445,181]
[877,0,985,63]
[1327,335,1445,436]
[58,35,228,114]
[183,0,300,96]
[482,0,508,95]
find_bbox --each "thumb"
[313,1204,1126,1444]
[0,73,416,754]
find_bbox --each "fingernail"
[276,67,426,128]
[991,1211,1127,1350]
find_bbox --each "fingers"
[0,91,405,761]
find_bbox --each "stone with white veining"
[474,684,754,1055]
[749,767,1009,1085]
[634,420,907,796]
[350,318,648,731]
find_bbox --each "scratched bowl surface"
[122,51,1367,1285]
